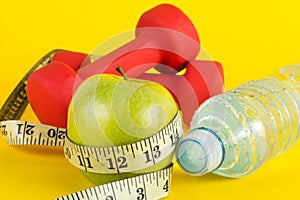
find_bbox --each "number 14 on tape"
[0,49,180,200]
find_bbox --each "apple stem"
[116,66,128,80]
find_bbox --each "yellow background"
[1,0,300,199]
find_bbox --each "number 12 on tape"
[56,164,172,200]
[64,112,182,174]
[0,49,181,200]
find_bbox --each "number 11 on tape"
[0,49,182,200]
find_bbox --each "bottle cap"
[175,127,224,176]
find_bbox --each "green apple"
[67,72,178,185]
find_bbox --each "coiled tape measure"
[0,49,184,200]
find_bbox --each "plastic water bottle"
[175,64,300,178]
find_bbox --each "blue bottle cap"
[175,128,224,176]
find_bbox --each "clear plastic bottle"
[175,64,300,178]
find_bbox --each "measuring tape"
[0,49,184,200]
[55,163,172,200]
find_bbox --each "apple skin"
[67,74,178,185]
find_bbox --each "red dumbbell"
[26,4,201,128]
[138,60,224,125]
[51,50,90,71]
[26,50,91,128]
[77,3,200,82]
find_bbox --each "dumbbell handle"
[138,60,224,124]
[77,27,199,82]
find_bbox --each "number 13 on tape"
[0,49,184,200]
[0,117,178,200]
[57,112,182,199]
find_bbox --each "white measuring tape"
[64,112,181,174]
[56,164,173,200]
[0,49,184,200]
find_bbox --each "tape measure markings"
[1,112,182,174]
[55,164,172,200]
[0,120,66,146]
[0,50,183,200]
[63,112,182,174]
[0,82,28,121]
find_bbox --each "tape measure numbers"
[0,113,182,200]
[55,164,173,200]
[0,120,66,146]
[64,112,182,174]
[0,112,182,173]
[0,50,184,200]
